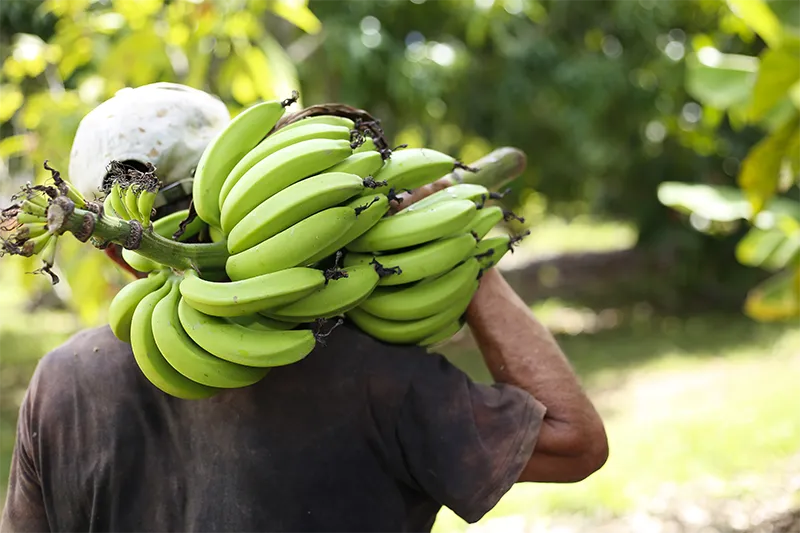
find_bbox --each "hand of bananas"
[0,95,528,400]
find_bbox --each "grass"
[432,310,800,531]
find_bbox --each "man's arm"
[465,268,609,483]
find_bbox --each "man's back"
[3,323,542,532]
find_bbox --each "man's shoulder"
[29,325,142,409]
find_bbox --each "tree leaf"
[685,48,759,110]
[736,226,787,267]
[0,85,24,122]
[260,34,302,105]
[744,268,800,322]
[738,114,799,212]
[239,44,276,102]
[657,182,800,222]
[786,121,800,178]
[269,0,322,35]
[657,182,754,222]
[764,233,800,270]
[727,0,784,49]
[0,134,30,158]
[749,47,800,121]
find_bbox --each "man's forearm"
[465,268,608,482]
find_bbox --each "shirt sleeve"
[1,369,50,533]
[393,352,547,524]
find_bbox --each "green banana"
[209,225,226,243]
[123,185,143,222]
[465,206,504,239]
[109,182,131,220]
[275,115,355,134]
[17,222,48,240]
[21,232,53,257]
[108,270,170,342]
[226,206,358,280]
[326,151,384,178]
[130,279,219,399]
[266,264,380,322]
[103,195,119,218]
[179,267,325,317]
[21,200,47,217]
[303,194,390,265]
[220,138,353,233]
[15,212,46,224]
[354,136,377,153]
[219,123,353,209]
[419,320,464,347]
[367,148,455,196]
[395,183,489,216]
[475,234,513,268]
[152,283,270,389]
[193,99,288,229]
[347,282,478,344]
[346,199,478,253]
[344,232,477,286]
[122,248,161,273]
[151,209,208,242]
[359,257,480,320]
[137,188,158,227]
[39,233,58,266]
[227,172,366,254]
[177,297,316,367]
[230,314,300,331]
[53,179,88,208]
[25,193,48,209]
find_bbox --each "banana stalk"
[446,147,526,192]
[46,197,228,271]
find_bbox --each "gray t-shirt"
[2,323,545,532]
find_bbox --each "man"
[1,84,608,532]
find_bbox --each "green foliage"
[660,0,800,322]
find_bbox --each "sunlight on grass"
[434,321,800,532]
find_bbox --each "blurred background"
[1,0,798,531]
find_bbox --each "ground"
[434,309,799,533]
[0,216,797,531]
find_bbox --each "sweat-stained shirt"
[1,322,546,532]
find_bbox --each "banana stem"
[47,197,228,271]
[447,147,527,191]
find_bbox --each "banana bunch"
[107,267,329,399]
[182,96,531,351]
[339,183,527,345]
